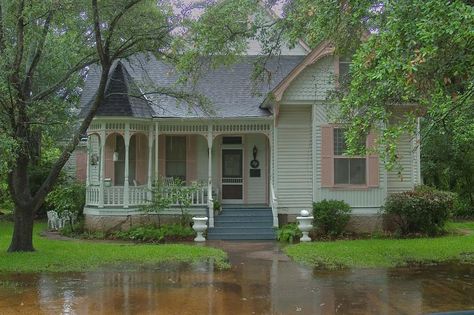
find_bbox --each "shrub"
[382,185,455,236]
[313,200,351,237]
[453,198,474,219]
[277,223,302,243]
[113,224,195,243]
[47,181,86,231]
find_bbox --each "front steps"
[207,205,276,240]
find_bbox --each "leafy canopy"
[274,0,474,169]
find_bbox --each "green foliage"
[113,224,195,243]
[0,221,229,272]
[422,121,474,218]
[213,200,221,212]
[142,178,202,227]
[313,200,351,237]
[277,223,302,243]
[383,186,455,236]
[284,221,474,269]
[271,0,474,170]
[46,181,85,217]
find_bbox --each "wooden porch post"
[85,135,90,188]
[147,125,153,200]
[155,122,159,180]
[124,123,130,208]
[98,126,106,208]
[207,126,214,227]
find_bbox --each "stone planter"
[296,210,313,242]
[192,217,208,242]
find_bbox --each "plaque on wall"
[250,169,261,177]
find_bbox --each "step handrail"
[270,184,278,228]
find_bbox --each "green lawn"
[285,221,474,269]
[0,221,229,272]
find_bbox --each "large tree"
[267,0,473,166]
[0,0,254,252]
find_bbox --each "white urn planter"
[296,210,313,242]
[192,217,208,242]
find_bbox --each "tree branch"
[11,0,25,92]
[32,63,111,209]
[0,4,5,53]
[104,0,143,57]
[23,10,54,98]
[31,55,98,102]
[92,0,107,65]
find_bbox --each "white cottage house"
[74,40,421,239]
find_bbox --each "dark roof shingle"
[79,55,304,119]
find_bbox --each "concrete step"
[214,220,273,228]
[218,212,272,217]
[209,227,275,234]
[207,232,276,240]
[221,207,272,211]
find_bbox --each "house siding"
[245,134,268,204]
[275,105,313,213]
[312,105,387,214]
[282,56,335,102]
[387,133,417,194]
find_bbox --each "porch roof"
[79,55,304,119]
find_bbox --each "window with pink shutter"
[321,126,379,188]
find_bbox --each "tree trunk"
[8,204,35,252]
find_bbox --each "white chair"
[47,211,59,230]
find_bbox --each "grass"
[284,221,474,269]
[0,221,229,273]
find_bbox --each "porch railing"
[86,186,100,206]
[164,185,207,206]
[104,186,124,206]
[270,183,279,227]
[129,186,148,206]
[86,185,208,207]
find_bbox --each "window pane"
[222,136,242,145]
[334,128,347,155]
[334,158,349,184]
[339,61,351,86]
[349,158,366,185]
[166,136,186,179]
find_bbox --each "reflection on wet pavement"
[1,241,474,314]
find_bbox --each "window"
[338,56,351,88]
[166,136,186,181]
[222,136,242,145]
[333,128,366,185]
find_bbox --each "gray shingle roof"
[79,62,154,118]
[79,54,304,119]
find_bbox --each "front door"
[221,149,243,203]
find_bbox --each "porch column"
[85,135,90,187]
[155,122,159,180]
[124,123,130,208]
[147,126,153,200]
[207,127,214,227]
[268,128,278,227]
[98,127,106,208]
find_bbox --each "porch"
[83,119,278,227]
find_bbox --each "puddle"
[1,241,474,314]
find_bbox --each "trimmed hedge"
[313,199,351,237]
[383,186,455,236]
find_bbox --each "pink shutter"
[75,148,87,183]
[366,132,379,187]
[186,135,197,184]
[321,125,334,187]
[158,135,166,178]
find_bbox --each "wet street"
[1,241,474,314]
